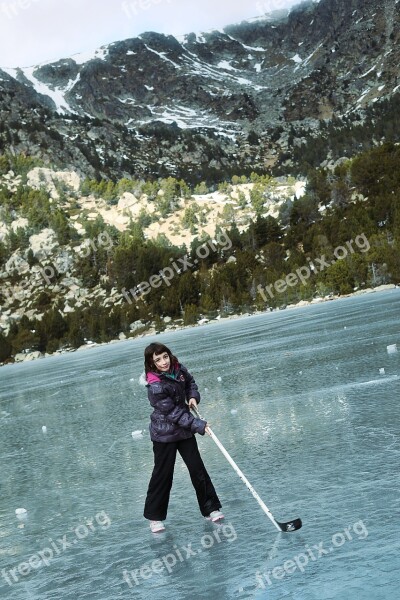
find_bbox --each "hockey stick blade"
[278,518,302,532]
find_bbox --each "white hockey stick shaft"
[192,407,282,531]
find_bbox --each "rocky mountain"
[0,164,304,348]
[1,0,400,181]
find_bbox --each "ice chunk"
[15,508,27,519]
[387,344,397,354]
[231,409,238,414]
[217,376,222,382]
[132,430,143,438]
[379,368,385,375]
[42,425,47,433]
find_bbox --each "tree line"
[1,143,400,362]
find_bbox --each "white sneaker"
[205,510,224,522]
[150,520,165,533]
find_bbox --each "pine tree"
[0,333,12,362]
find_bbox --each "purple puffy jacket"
[146,363,207,443]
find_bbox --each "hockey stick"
[191,406,302,532]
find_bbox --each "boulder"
[14,351,43,362]
[29,229,58,259]
[27,168,80,199]
[4,254,30,275]
[130,320,146,331]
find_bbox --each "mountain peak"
[1,0,399,181]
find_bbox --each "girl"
[143,342,223,533]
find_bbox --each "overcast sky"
[0,0,302,68]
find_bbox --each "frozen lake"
[1,290,400,599]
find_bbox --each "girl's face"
[153,351,171,372]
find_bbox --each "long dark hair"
[144,343,178,373]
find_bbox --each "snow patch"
[144,45,180,68]
[361,65,376,78]
[357,88,371,103]
[234,40,265,52]
[304,42,323,66]
[5,66,81,114]
[196,33,206,43]
[71,46,109,65]
[217,60,238,71]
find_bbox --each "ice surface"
[1,290,400,599]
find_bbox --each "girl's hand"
[188,398,198,409]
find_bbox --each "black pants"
[143,436,222,521]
